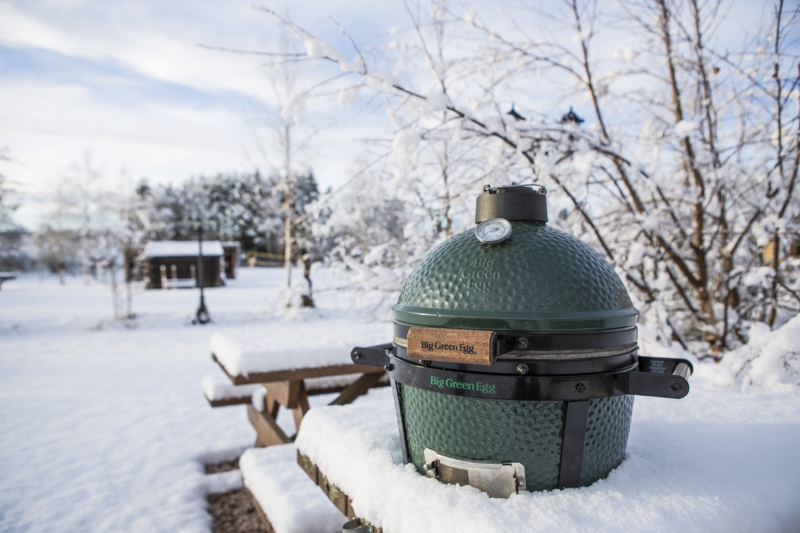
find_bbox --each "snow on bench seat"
[201,375,262,407]
[240,444,343,533]
[203,374,379,409]
[295,386,800,533]
[210,320,391,379]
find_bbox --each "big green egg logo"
[430,376,496,395]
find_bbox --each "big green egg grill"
[353,185,692,497]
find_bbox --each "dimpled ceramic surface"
[400,385,634,491]
[393,221,638,332]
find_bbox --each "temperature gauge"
[475,218,512,243]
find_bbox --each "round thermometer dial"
[475,218,512,243]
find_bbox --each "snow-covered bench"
[207,322,390,447]
[240,444,344,533]
[202,375,262,407]
[293,386,800,533]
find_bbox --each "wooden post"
[247,404,291,447]
[292,382,310,433]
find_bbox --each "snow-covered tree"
[254,0,799,357]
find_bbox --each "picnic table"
[0,272,17,290]
[205,322,390,447]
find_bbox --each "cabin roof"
[143,241,224,258]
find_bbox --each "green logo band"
[430,376,496,395]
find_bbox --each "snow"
[717,315,800,393]
[201,374,262,401]
[2,265,799,533]
[0,267,384,533]
[295,381,800,533]
[204,470,244,494]
[742,266,775,288]
[210,321,390,377]
[674,120,700,138]
[143,240,224,258]
[240,444,343,533]
[337,85,361,108]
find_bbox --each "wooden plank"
[212,354,384,385]
[306,384,349,396]
[319,474,349,516]
[243,486,276,533]
[296,453,381,531]
[247,404,291,448]
[205,396,252,408]
[329,372,387,406]
[296,450,319,484]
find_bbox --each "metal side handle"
[351,343,394,369]
[624,356,693,399]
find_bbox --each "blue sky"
[0,0,404,228]
[0,0,782,229]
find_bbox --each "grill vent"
[438,464,469,486]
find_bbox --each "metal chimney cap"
[476,184,548,223]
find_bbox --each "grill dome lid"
[392,185,638,332]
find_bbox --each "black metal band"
[558,401,589,489]
[391,378,410,465]
[380,353,691,402]
[388,355,632,401]
[351,344,692,401]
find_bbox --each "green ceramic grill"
[353,185,692,497]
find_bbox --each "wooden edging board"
[296,451,383,533]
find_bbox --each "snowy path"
[0,268,388,533]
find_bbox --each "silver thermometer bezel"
[475,218,512,243]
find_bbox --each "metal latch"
[423,449,526,498]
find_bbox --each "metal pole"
[194,221,210,324]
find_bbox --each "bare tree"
[215,15,319,307]
[253,0,799,356]
[0,147,17,231]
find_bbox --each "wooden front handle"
[406,327,497,366]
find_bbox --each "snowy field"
[1,267,799,532]
[0,267,390,533]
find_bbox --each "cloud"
[0,1,268,96]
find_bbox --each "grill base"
[399,384,633,491]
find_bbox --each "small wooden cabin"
[221,241,240,279]
[143,241,225,289]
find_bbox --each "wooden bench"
[239,444,344,533]
[297,452,382,533]
[210,353,388,447]
[202,375,262,407]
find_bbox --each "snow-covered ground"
[1,267,798,532]
[0,267,389,533]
